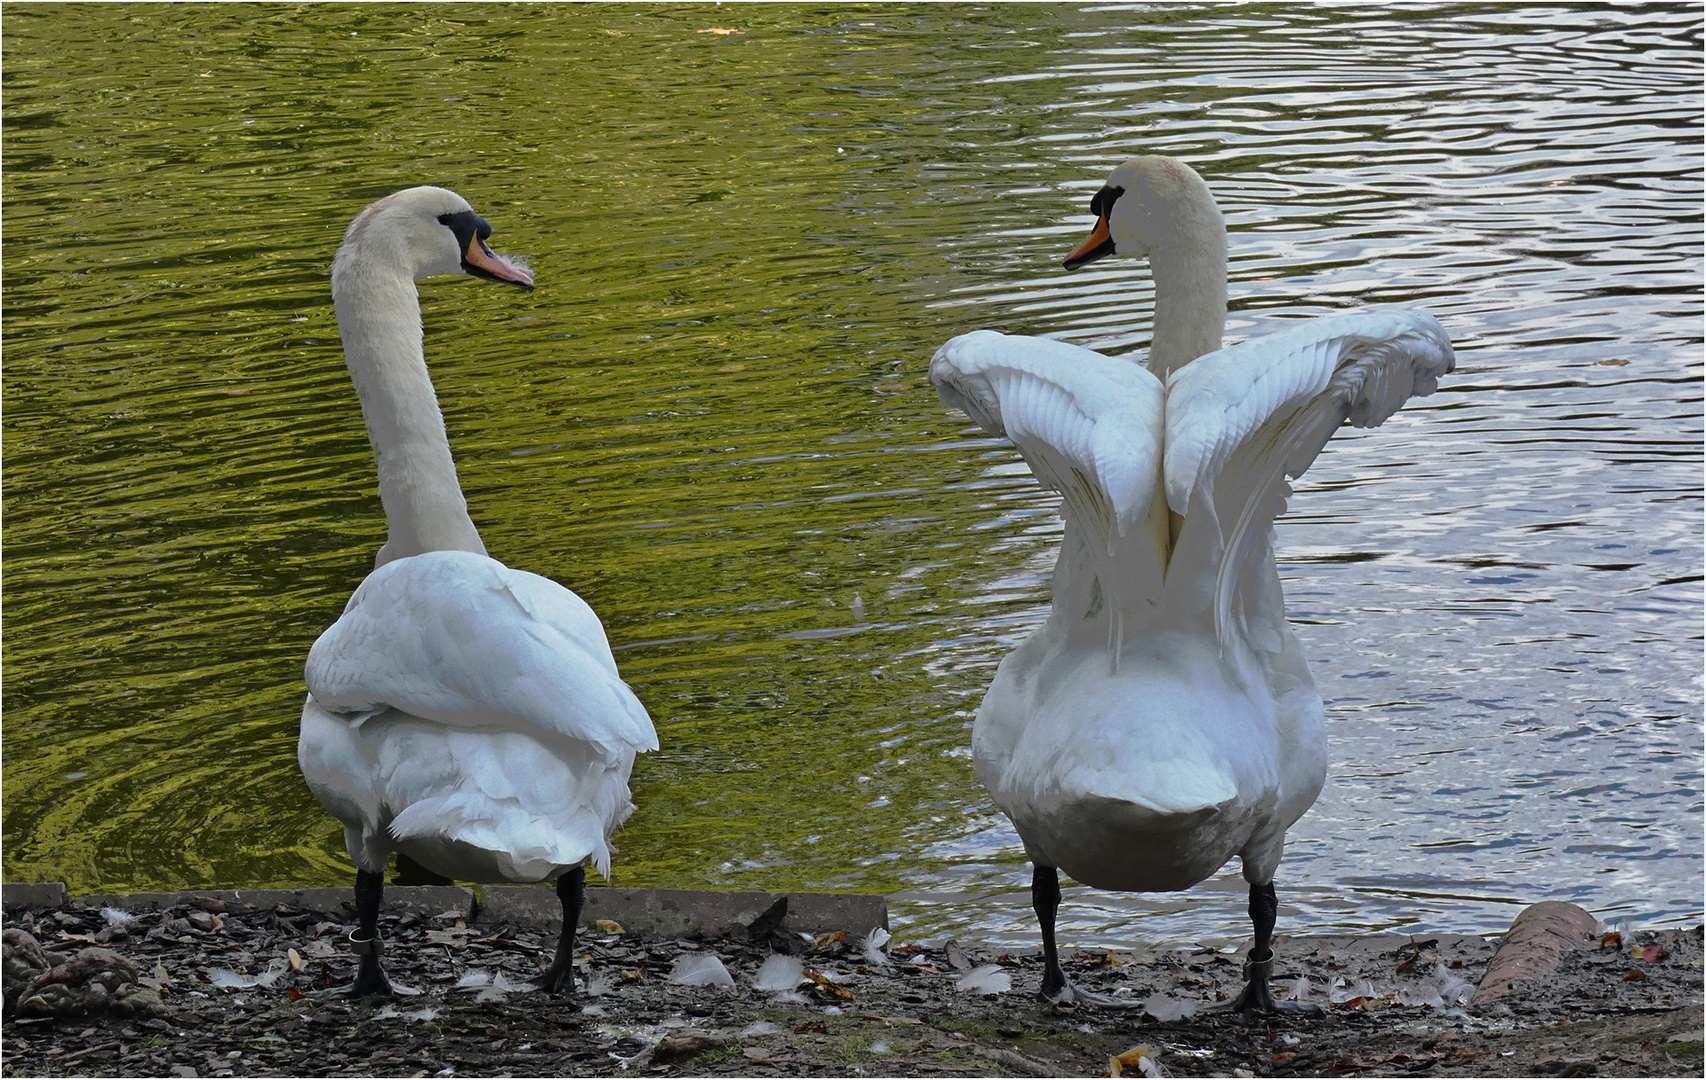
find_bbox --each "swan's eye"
[1089,185,1125,221]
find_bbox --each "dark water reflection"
[3,3,1699,945]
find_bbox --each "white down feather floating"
[930,156,1454,1010]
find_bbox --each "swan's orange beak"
[1063,215,1116,271]
[463,236,534,290]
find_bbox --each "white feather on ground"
[1432,963,1475,1006]
[862,927,891,966]
[454,968,535,1001]
[207,967,285,990]
[955,965,1011,995]
[752,954,806,992]
[1141,992,1198,1022]
[668,953,734,988]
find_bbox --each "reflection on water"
[3,4,1700,945]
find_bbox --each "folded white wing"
[1162,308,1455,648]
[305,549,658,763]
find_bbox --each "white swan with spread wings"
[931,157,1453,1010]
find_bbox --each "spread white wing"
[1162,308,1456,650]
[305,549,658,764]
[930,330,1168,628]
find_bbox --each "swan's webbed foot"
[347,932,394,997]
[539,957,575,996]
[1041,972,1134,1008]
[1220,951,1321,1017]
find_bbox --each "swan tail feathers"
[387,793,617,882]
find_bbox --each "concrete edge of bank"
[0,881,887,938]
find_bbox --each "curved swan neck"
[332,258,486,567]
[1141,167,1229,381]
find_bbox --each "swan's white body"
[297,187,656,889]
[932,158,1453,903]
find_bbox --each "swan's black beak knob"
[1063,183,1123,271]
[440,209,535,290]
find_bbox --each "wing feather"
[305,549,658,762]
[931,331,1167,624]
[931,330,1164,544]
[1162,309,1455,649]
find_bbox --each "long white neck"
[1147,244,1227,381]
[1145,186,1229,382]
[332,258,486,567]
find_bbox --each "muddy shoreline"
[2,890,1700,1077]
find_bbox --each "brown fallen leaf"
[285,986,305,1002]
[1597,358,1629,366]
[1599,931,1622,950]
[697,27,744,35]
[1622,969,1647,981]
[594,919,623,934]
[814,931,847,949]
[803,970,855,999]
[651,1034,726,1063]
[943,939,972,971]
[1638,943,1666,962]
[1110,1043,1158,1077]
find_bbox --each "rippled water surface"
[4,4,1700,946]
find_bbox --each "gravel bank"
[2,892,1700,1077]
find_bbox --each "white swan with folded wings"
[296,187,656,998]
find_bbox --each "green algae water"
[4,3,1700,946]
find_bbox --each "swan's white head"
[1063,157,1222,271]
[335,185,534,290]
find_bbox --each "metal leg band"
[1242,949,1274,981]
[349,931,383,957]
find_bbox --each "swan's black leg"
[540,866,585,995]
[1033,864,1068,1001]
[1031,865,1129,1007]
[349,867,394,996]
[1228,880,1320,1016]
